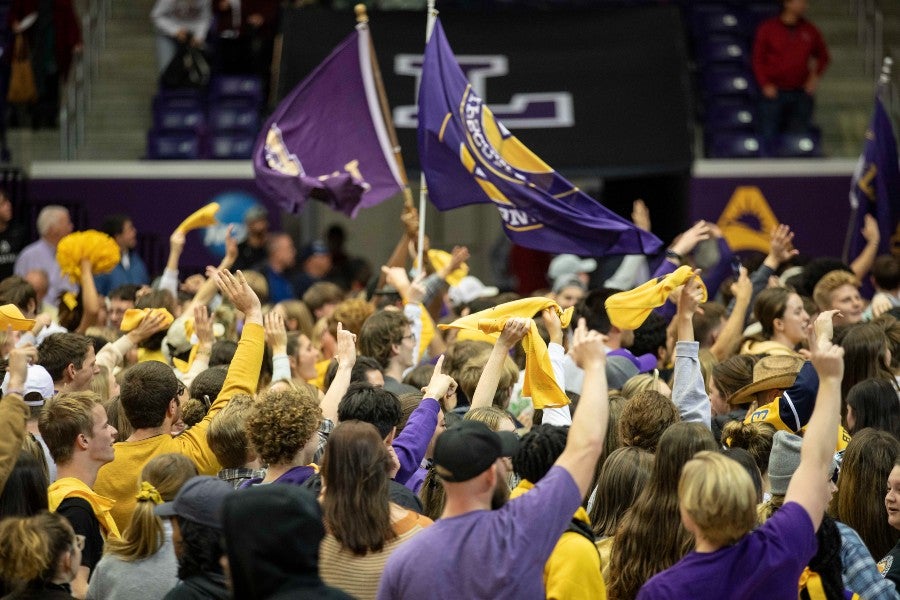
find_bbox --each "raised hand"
[677,269,705,318]
[334,322,357,368]
[423,354,456,400]
[670,220,712,258]
[632,199,651,232]
[128,310,169,343]
[193,305,213,348]
[767,224,799,266]
[215,269,262,323]
[498,317,531,349]
[221,224,238,269]
[541,308,563,345]
[7,345,38,393]
[569,318,607,370]
[810,309,841,350]
[264,310,287,355]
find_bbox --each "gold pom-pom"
[56,230,121,283]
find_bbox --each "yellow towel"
[426,249,468,286]
[440,297,573,409]
[604,266,707,331]
[120,308,175,332]
[176,202,220,234]
[48,477,120,540]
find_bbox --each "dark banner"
[277,6,694,176]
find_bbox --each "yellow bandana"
[48,477,120,540]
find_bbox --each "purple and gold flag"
[253,27,404,218]
[847,94,900,260]
[417,19,663,256]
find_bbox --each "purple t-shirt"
[377,465,581,600]
[637,502,817,600]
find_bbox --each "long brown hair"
[607,422,718,600]
[840,323,897,408]
[829,428,900,559]
[105,453,197,561]
[590,446,654,538]
[320,420,396,555]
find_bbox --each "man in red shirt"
[752,0,830,148]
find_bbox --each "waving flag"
[253,26,404,218]
[847,94,900,260]
[417,19,662,256]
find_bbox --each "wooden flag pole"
[355,4,415,209]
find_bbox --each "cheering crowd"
[0,197,897,600]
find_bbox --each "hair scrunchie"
[136,481,163,504]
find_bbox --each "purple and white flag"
[253,27,404,218]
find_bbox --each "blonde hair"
[105,453,197,561]
[0,511,75,588]
[458,352,519,410]
[207,394,257,468]
[464,406,515,431]
[621,371,668,399]
[679,451,757,547]
[274,300,315,338]
[813,270,858,311]
[38,391,101,465]
[90,365,112,403]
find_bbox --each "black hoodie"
[222,485,353,600]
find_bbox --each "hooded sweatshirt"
[223,485,352,600]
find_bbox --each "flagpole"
[416,0,438,274]
[843,56,892,263]
[355,5,415,210]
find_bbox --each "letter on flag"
[253,26,404,218]
[417,20,663,256]
[847,94,900,260]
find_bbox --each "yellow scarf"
[605,266,707,330]
[440,297,572,409]
[48,477,120,540]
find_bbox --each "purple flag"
[253,27,404,218]
[846,94,900,260]
[417,20,663,256]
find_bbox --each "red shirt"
[752,17,830,90]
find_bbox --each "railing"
[856,0,899,122]
[59,0,111,159]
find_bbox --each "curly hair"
[512,424,569,484]
[246,386,322,466]
[331,298,375,341]
[618,390,680,453]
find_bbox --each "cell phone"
[731,257,742,278]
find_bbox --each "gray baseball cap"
[155,476,233,529]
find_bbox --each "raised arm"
[554,319,609,499]
[470,318,529,410]
[850,214,880,282]
[96,310,169,372]
[392,356,448,484]
[320,322,356,423]
[784,321,845,530]
[75,260,100,334]
[0,346,36,495]
[711,266,751,360]
[672,270,711,428]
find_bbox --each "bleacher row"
[147,75,264,160]
[147,0,822,161]
[686,0,824,158]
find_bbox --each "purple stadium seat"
[152,90,204,112]
[208,100,260,132]
[209,130,256,159]
[698,37,749,67]
[153,104,206,132]
[694,9,745,39]
[702,68,755,98]
[707,131,763,158]
[771,132,822,158]
[705,101,756,132]
[744,2,780,34]
[147,130,202,160]
[209,76,264,104]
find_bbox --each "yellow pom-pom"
[176,202,220,234]
[56,231,121,283]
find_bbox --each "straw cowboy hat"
[729,355,804,405]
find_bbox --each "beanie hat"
[767,430,802,496]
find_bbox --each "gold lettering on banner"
[716,186,780,254]
[857,165,878,201]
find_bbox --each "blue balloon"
[201,191,261,259]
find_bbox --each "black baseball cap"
[433,420,519,483]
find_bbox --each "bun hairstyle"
[0,511,75,589]
[721,420,776,477]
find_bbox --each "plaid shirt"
[314,418,335,464]
[217,467,267,490]
[837,521,900,600]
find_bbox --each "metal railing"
[59,0,111,159]
[856,0,899,121]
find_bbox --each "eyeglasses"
[73,535,85,551]
[401,334,415,342]
[176,386,185,398]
